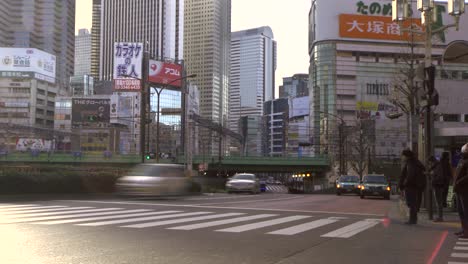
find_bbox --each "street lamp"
[392,0,466,220]
[152,74,196,163]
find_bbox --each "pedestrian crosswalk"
[265,185,288,193]
[0,203,383,238]
[448,238,468,264]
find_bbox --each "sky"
[74,0,311,95]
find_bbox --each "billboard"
[113,42,143,91]
[110,94,135,126]
[72,99,110,126]
[0,48,56,83]
[148,60,183,88]
[289,96,310,118]
[16,138,52,152]
[113,78,141,92]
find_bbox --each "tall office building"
[279,74,309,99]
[91,0,184,80]
[0,0,75,86]
[74,29,92,76]
[229,26,277,134]
[184,0,231,155]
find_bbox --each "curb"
[396,196,461,227]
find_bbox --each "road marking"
[168,214,277,230]
[123,213,245,228]
[216,215,311,233]
[1,208,125,223]
[452,253,468,258]
[461,239,468,241]
[78,212,212,227]
[33,210,170,225]
[2,207,117,219]
[58,200,386,217]
[183,195,254,201]
[457,242,468,245]
[448,262,468,264]
[455,247,468,251]
[268,218,339,235]
[0,204,38,209]
[321,219,382,238]
[0,206,84,214]
[191,196,303,206]
[0,205,68,212]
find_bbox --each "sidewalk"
[397,197,461,228]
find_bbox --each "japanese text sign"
[340,14,423,41]
[113,42,143,79]
[148,60,183,88]
[113,78,141,92]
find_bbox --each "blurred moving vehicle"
[336,175,360,195]
[226,173,261,194]
[115,164,199,196]
[359,174,391,200]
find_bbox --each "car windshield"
[129,165,185,177]
[339,175,359,182]
[232,174,255,180]
[363,175,387,184]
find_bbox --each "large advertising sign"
[72,99,110,126]
[148,60,183,88]
[16,138,53,152]
[110,94,135,126]
[0,48,56,83]
[289,96,310,118]
[113,42,143,91]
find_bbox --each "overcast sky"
[75,0,311,95]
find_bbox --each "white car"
[226,173,261,194]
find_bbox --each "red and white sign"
[148,60,183,88]
[113,78,141,92]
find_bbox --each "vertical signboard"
[113,42,143,91]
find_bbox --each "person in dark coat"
[454,143,468,238]
[430,152,452,222]
[399,149,426,225]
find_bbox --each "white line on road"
[34,210,179,225]
[190,196,303,206]
[216,215,311,233]
[0,204,38,209]
[0,205,68,212]
[452,253,468,258]
[0,206,82,214]
[268,218,339,236]
[78,212,212,227]
[1,208,125,223]
[457,242,468,245]
[455,247,468,251]
[2,207,117,218]
[461,239,468,241]
[57,200,385,217]
[123,213,245,228]
[182,195,254,201]
[168,214,277,230]
[448,262,468,264]
[321,219,382,238]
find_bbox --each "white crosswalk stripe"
[265,185,288,193]
[268,218,340,235]
[78,211,212,227]
[216,215,311,233]
[452,253,468,258]
[1,208,125,223]
[0,204,38,209]
[1,206,93,215]
[35,210,181,225]
[123,213,245,228]
[168,214,277,230]
[1,203,385,238]
[321,219,382,238]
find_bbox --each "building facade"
[70,75,94,96]
[0,0,75,86]
[74,29,92,76]
[229,26,277,134]
[279,74,309,99]
[91,0,184,80]
[309,0,468,166]
[238,115,263,156]
[263,98,289,157]
[184,0,231,155]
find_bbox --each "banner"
[113,42,143,91]
[72,99,110,126]
[148,60,183,88]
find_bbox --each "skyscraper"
[91,0,184,80]
[0,0,75,85]
[74,29,92,76]
[279,74,309,99]
[184,0,231,155]
[229,26,277,134]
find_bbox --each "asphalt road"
[0,192,462,264]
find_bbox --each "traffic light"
[87,115,98,122]
[145,154,151,160]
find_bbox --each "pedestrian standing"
[430,153,452,222]
[399,149,426,225]
[454,143,468,238]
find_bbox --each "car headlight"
[361,185,366,190]
[337,184,341,188]
[386,186,391,191]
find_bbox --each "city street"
[0,192,462,264]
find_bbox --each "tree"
[348,120,375,179]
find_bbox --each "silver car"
[226,173,260,194]
[115,164,197,196]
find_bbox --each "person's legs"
[443,185,449,207]
[434,187,444,221]
[459,192,468,237]
[406,188,418,224]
